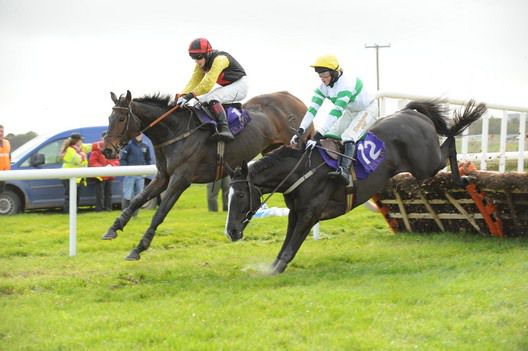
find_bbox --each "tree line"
[6,131,38,151]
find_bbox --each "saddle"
[189,103,251,136]
[317,132,386,181]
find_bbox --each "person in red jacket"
[88,132,120,211]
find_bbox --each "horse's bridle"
[230,149,311,224]
[230,174,263,224]
[105,103,201,154]
[105,105,134,155]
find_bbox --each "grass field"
[1,184,528,350]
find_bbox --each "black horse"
[102,90,307,260]
[225,100,487,274]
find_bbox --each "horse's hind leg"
[102,173,169,240]
[126,174,191,260]
[440,136,466,186]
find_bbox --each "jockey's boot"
[328,141,355,186]
[210,101,234,141]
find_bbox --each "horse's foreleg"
[272,210,320,274]
[271,210,298,269]
[126,175,191,260]
[102,174,168,240]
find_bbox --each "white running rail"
[0,165,157,256]
[377,91,528,172]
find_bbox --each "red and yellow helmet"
[188,38,213,55]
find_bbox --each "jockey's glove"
[177,92,195,106]
[290,128,304,145]
[305,131,323,150]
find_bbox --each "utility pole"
[365,43,391,116]
[365,43,391,91]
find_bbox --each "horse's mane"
[250,146,303,175]
[133,93,172,108]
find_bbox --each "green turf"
[1,184,527,350]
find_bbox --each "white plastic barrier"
[0,165,157,256]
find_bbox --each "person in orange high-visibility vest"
[0,124,11,194]
[0,124,10,171]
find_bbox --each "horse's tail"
[446,100,487,137]
[404,100,451,136]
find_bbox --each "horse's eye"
[237,192,245,199]
[118,116,126,122]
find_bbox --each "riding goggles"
[190,54,205,60]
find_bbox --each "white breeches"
[327,100,379,142]
[198,76,249,104]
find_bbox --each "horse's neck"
[251,168,286,194]
[251,159,303,194]
[136,105,197,143]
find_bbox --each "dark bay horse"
[225,100,487,274]
[103,90,306,260]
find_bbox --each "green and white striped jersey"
[300,72,373,134]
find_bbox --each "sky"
[1,0,527,135]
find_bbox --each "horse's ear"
[125,90,132,104]
[224,163,234,177]
[241,161,249,177]
[110,92,118,105]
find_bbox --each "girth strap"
[215,141,225,181]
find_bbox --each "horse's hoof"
[125,249,141,261]
[271,259,287,275]
[461,175,476,186]
[101,228,118,240]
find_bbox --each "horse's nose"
[226,228,243,242]
[102,148,115,159]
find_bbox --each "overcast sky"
[1,0,527,135]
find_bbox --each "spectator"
[206,176,231,212]
[120,133,152,216]
[89,132,119,211]
[60,132,94,213]
[0,124,11,193]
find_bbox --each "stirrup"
[213,130,234,141]
[329,167,352,186]
[328,166,345,178]
[341,173,353,187]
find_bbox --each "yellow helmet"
[310,55,340,72]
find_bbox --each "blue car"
[0,126,154,215]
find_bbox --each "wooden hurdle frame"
[373,171,528,237]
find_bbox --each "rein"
[259,149,309,206]
[234,148,314,223]
[108,103,206,152]
[140,104,180,134]
[316,145,354,160]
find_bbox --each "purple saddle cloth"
[317,132,385,180]
[194,105,251,136]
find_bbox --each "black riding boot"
[328,141,355,186]
[210,101,234,141]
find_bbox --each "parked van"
[0,126,154,215]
